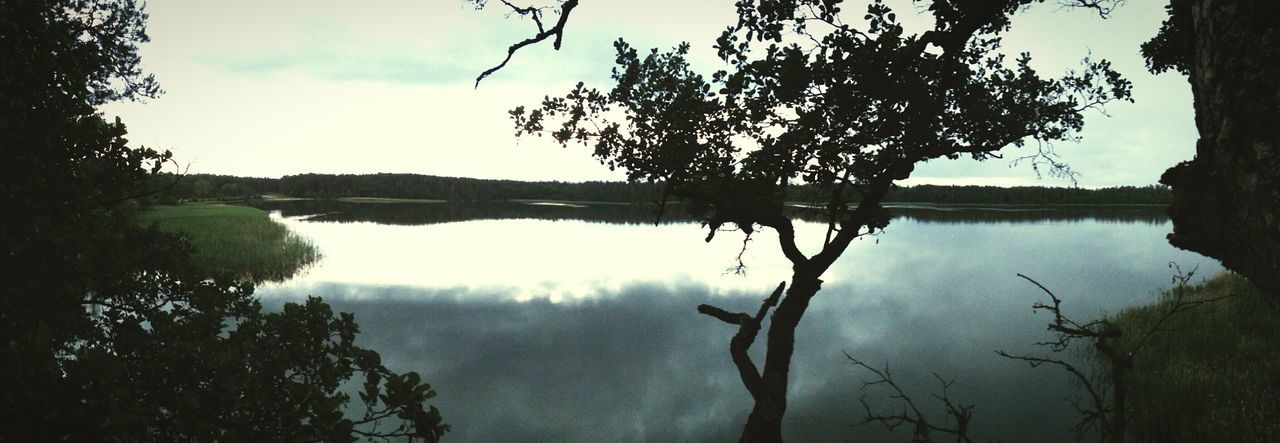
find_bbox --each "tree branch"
[475,0,579,87]
[757,214,807,267]
[1058,0,1126,19]
[849,354,974,442]
[697,282,786,402]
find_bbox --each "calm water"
[254,201,1217,442]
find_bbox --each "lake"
[253,201,1217,442]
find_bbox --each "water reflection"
[252,201,1214,441]
[887,204,1168,224]
[255,200,695,226]
[254,200,1169,227]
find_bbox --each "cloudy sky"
[101,0,1193,188]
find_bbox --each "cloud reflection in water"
[255,208,1217,441]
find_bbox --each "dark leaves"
[510,0,1131,241]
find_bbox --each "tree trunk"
[739,271,823,443]
[1161,0,1280,306]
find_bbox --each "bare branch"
[1010,140,1081,186]
[1057,0,1126,19]
[848,354,974,442]
[728,231,754,275]
[1128,263,1235,355]
[697,304,750,325]
[1004,267,1233,443]
[475,0,580,87]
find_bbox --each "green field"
[1106,273,1280,441]
[138,203,320,282]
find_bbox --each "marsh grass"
[1105,274,1280,442]
[138,203,320,282]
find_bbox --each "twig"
[848,354,974,442]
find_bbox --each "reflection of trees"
[885,206,1168,225]
[255,200,699,225]
[255,200,1167,227]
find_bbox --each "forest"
[153,172,1171,205]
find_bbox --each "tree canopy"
[0,1,445,439]
[503,0,1131,440]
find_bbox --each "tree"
[192,178,215,199]
[218,181,251,200]
[1142,0,1280,308]
[497,0,1131,440]
[0,1,445,440]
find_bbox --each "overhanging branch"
[475,0,579,87]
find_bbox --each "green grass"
[138,203,320,282]
[1106,274,1280,442]
[335,197,446,204]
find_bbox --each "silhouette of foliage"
[0,1,444,440]
[507,0,1131,439]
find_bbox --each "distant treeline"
[148,173,1171,205]
[278,173,662,202]
[148,173,279,203]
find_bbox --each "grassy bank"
[1107,273,1280,441]
[138,203,320,282]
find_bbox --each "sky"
[101,0,1195,188]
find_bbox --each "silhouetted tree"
[0,1,444,439]
[502,1,1131,440]
[1142,0,1280,308]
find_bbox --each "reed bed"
[1105,273,1280,441]
[138,203,320,282]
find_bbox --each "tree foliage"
[505,0,1131,439]
[0,1,445,440]
[514,0,1131,242]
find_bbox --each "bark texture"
[1160,0,1280,306]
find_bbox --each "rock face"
[1158,0,1280,306]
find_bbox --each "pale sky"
[101,0,1194,188]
